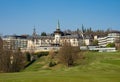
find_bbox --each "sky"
[0,0,120,35]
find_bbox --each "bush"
[34,52,49,58]
[25,52,31,62]
[106,43,115,47]
[49,61,56,67]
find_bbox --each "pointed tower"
[54,20,63,34]
[57,20,60,30]
[33,25,37,36]
[32,27,37,42]
[54,20,63,45]
[33,28,36,37]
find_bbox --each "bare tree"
[58,42,80,67]
[115,37,120,50]
[0,38,11,72]
[11,48,26,72]
[49,49,56,59]
[0,38,26,72]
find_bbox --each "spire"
[82,24,84,33]
[32,26,37,38]
[57,20,60,30]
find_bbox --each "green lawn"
[0,71,120,82]
[0,51,120,82]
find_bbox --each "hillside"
[0,51,120,82]
[23,51,120,72]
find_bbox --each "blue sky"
[0,0,120,35]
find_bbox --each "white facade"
[2,35,28,50]
[54,33,61,44]
[98,32,120,47]
[98,36,108,47]
[85,39,90,46]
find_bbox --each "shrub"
[25,52,31,62]
[106,43,115,47]
[49,61,56,67]
[34,52,49,58]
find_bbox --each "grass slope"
[0,51,120,82]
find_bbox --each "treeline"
[40,25,113,37]
[63,26,112,37]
